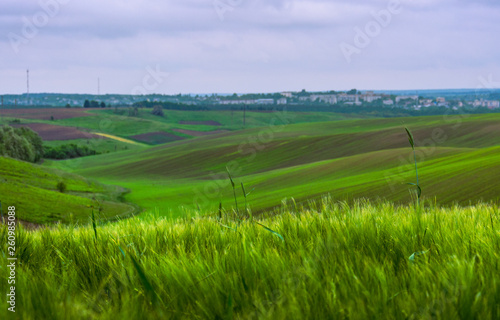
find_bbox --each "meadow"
[1,199,499,319]
[47,112,500,217]
[0,157,136,224]
[1,108,500,319]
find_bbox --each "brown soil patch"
[11,123,102,141]
[0,108,96,120]
[172,129,228,137]
[130,131,186,145]
[179,120,222,126]
[1,217,44,230]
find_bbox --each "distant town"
[1,88,499,111]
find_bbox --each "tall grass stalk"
[405,127,421,207]
[226,167,239,218]
[241,182,254,222]
[91,207,97,241]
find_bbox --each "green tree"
[151,105,164,117]
[15,126,44,162]
[0,125,43,163]
[83,100,90,108]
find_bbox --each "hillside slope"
[0,157,136,224]
[50,114,500,216]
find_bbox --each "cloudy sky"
[1,0,499,94]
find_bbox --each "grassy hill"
[48,113,500,217]
[0,156,137,224]
[1,199,499,319]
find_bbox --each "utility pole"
[27,69,30,104]
[243,104,246,127]
[98,77,100,96]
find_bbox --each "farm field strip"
[91,132,145,145]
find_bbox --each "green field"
[0,157,136,224]
[1,199,499,319]
[43,112,500,217]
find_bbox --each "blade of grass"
[91,207,97,241]
[255,222,285,242]
[129,252,157,306]
[241,182,255,221]
[226,167,239,216]
[405,127,421,206]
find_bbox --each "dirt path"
[91,132,145,145]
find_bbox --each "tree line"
[83,100,107,108]
[0,125,100,163]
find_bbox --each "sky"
[1,0,500,94]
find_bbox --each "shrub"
[56,181,67,193]
[151,105,164,117]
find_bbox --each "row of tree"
[44,144,100,160]
[83,100,107,108]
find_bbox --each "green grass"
[1,199,499,319]
[0,157,137,224]
[46,113,500,217]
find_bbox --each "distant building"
[256,99,274,105]
[486,100,500,108]
[383,99,394,105]
[436,97,446,103]
[281,92,293,98]
[360,92,382,103]
[219,99,256,105]
[310,94,337,104]
[277,98,287,105]
[473,99,500,108]
[337,94,358,102]
[395,95,418,103]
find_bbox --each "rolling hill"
[47,113,500,217]
[0,156,137,224]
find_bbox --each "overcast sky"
[1,0,499,94]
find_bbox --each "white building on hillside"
[310,94,337,104]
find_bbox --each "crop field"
[0,107,97,120]
[1,199,499,319]
[46,112,500,217]
[10,123,103,141]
